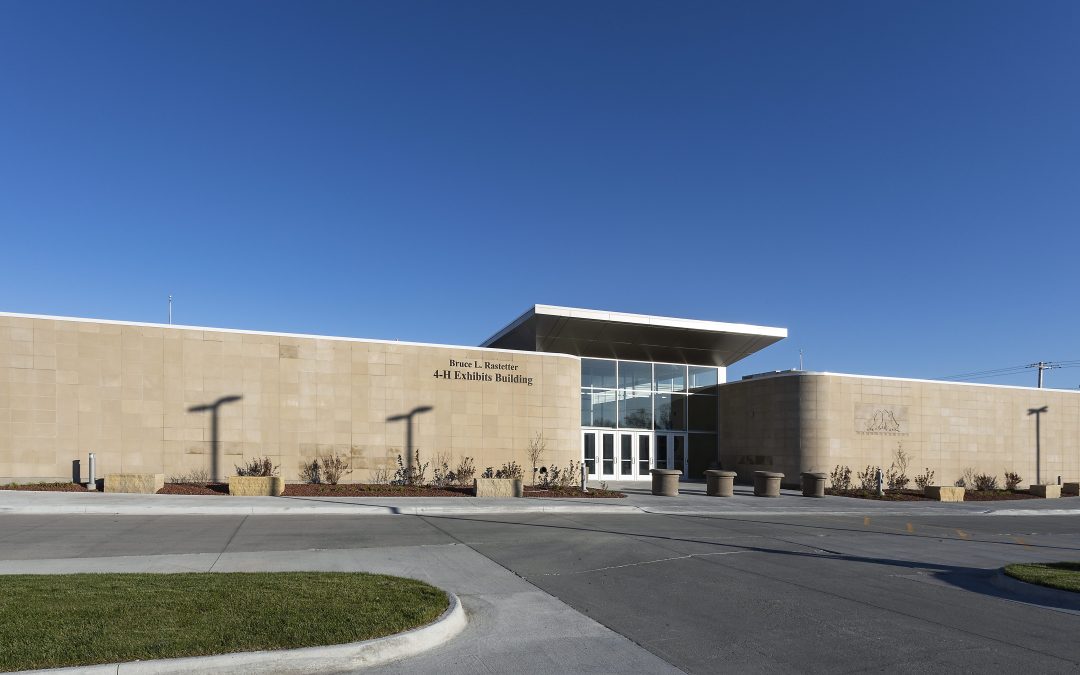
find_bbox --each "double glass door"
[583,430,686,481]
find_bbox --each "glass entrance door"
[584,430,655,480]
[582,430,617,481]
[653,433,687,478]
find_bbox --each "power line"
[937,360,1080,388]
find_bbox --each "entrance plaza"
[1,304,1078,487]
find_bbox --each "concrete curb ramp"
[29,591,466,674]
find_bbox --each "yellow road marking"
[906,523,914,533]
[956,529,970,539]
[864,516,871,526]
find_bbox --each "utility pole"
[1027,361,1057,389]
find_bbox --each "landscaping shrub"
[527,432,545,485]
[481,467,494,479]
[235,457,278,477]
[1004,471,1023,490]
[320,454,352,485]
[494,461,523,480]
[972,473,999,491]
[369,465,393,485]
[430,452,452,487]
[452,456,475,486]
[885,445,910,491]
[392,450,428,486]
[955,467,975,488]
[914,468,935,491]
[299,460,321,484]
[857,465,880,491]
[830,465,852,491]
[168,468,210,485]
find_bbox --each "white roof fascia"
[532,304,788,338]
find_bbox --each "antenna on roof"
[168,295,173,325]
[799,349,804,371]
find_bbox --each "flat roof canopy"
[481,305,787,367]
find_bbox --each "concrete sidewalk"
[0,545,683,674]
[3,483,1079,517]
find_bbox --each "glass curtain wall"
[580,358,719,435]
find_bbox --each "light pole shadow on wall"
[189,395,243,482]
[1028,405,1048,485]
[387,406,433,476]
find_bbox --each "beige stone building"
[3,305,1075,489]
[719,372,1080,488]
[0,312,580,483]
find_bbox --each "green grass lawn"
[0,572,449,671]
[1004,562,1080,593]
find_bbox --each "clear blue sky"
[2,1,1078,388]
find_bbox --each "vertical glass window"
[638,435,650,475]
[582,359,617,389]
[656,436,668,470]
[581,389,617,428]
[602,433,614,474]
[654,364,686,392]
[618,390,652,429]
[654,393,686,430]
[688,366,719,393]
[618,361,652,392]
[674,436,685,472]
[583,434,596,475]
[621,435,633,475]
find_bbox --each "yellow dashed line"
[955,529,970,540]
[864,516,871,526]
[906,522,914,533]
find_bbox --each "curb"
[989,569,1080,612]
[30,591,467,674]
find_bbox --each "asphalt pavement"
[2,492,1080,673]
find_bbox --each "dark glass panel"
[621,435,633,475]
[639,435,650,475]
[618,361,652,392]
[654,393,686,430]
[687,394,718,432]
[618,390,652,429]
[582,358,617,389]
[583,434,596,475]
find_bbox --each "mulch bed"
[827,489,933,501]
[283,484,474,497]
[524,487,626,498]
[158,483,229,496]
[828,488,1043,501]
[962,490,1040,501]
[1,482,89,492]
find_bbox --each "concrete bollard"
[801,472,827,498]
[650,469,682,496]
[753,471,784,497]
[705,470,737,497]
